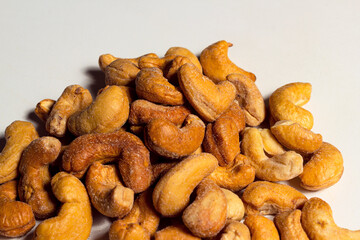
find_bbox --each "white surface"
[0,0,359,239]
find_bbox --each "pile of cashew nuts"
[0,40,358,239]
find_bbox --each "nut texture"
[244,214,280,240]
[165,46,203,72]
[274,210,309,240]
[221,188,245,222]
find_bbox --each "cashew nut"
[165,46,203,72]
[99,53,158,72]
[244,214,280,240]
[274,210,309,240]
[34,98,55,121]
[154,224,201,240]
[222,188,245,222]
[109,223,150,240]
[210,221,251,240]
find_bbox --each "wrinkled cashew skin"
[153,153,218,217]
[165,46,203,72]
[154,225,201,240]
[200,40,256,83]
[269,82,313,129]
[46,84,93,137]
[182,178,227,238]
[0,181,35,238]
[18,136,61,219]
[33,172,92,240]
[300,142,344,190]
[85,162,134,218]
[0,121,38,184]
[62,130,152,193]
[242,181,307,215]
[244,215,280,240]
[301,197,360,240]
[178,63,237,122]
[145,114,205,159]
[274,210,309,240]
[68,85,129,136]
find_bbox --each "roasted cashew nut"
[244,214,280,240]
[274,210,309,240]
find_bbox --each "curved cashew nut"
[269,82,313,129]
[200,40,256,83]
[301,197,360,240]
[274,210,309,240]
[99,53,159,71]
[178,63,236,122]
[0,121,38,184]
[33,172,92,240]
[85,162,134,218]
[244,214,280,240]
[104,59,140,86]
[18,136,61,219]
[165,46,203,72]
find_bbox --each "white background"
[0,0,359,239]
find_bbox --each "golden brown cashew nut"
[18,136,61,219]
[144,114,205,159]
[154,224,201,240]
[99,53,159,72]
[299,142,344,190]
[221,188,245,222]
[0,121,38,184]
[200,40,256,83]
[244,215,280,240]
[33,172,92,240]
[109,223,150,240]
[105,59,140,86]
[242,181,307,215]
[67,85,129,136]
[153,153,218,217]
[269,82,313,129]
[46,84,93,137]
[213,221,251,240]
[301,197,360,240]
[178,63,236,122]
[241,127,303,182]
[274,210,309,240]
[62,130,152,193]
[85,162,134,218]
[0,180,35,238]
[259,128,286,156]
[165,46,203,72]
[227,73,265,126]
[182,178,227,238]
[34,98,56,122]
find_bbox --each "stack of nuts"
[0,40,358,240]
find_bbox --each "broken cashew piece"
[301,197,360,240]
[33,172,92,240]
[244,214,280,240]
[0,120,38,184]
[34,98,56,122]
[274,210,309,240]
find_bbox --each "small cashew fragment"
[154,224,201,240]
[242,181,307,215]
[269,82,313,129]
[207,154,256,192]
[46,84,93,137]
[299,142,344,190]
[165,46,203,72]
[33,172,92,240]
[227,73,265,126]
[301,197,360,240]
[274,210,309,240]
[241,127,303,182]
[178,63,236,122]
[182,178,227,238]
[244,215,280,240]
[271,120,323,154]
[153,153,218,217]
[144,114,205,159]
[200,40,256,83]
[0,121,39,184]
[0,180,35,238]
[85,162,134,218]
[109,223,150,240]
[222,188,245,222]
[62,130,152,193]
[34,98,56,121]
[135,67,185,105]
[18,136,61,219]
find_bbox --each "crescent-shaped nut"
[178,63,236,122]
[182,178,227,238]
[0,121,39,184]
[269,82,313,129]
[242,181,307,215]
[241,127,303,182]
[109,223,150,240]
[165,55,194,82]
[46,84,93,137]
[85,162,134,218]
[152,153,218,217]
[62,130,152,193]
[135,67,184,105]
[165,46,203,72]
[99,53,159,72]
[138,55,176,70]
[104,59,140,86]
[154,225,201,240]
[144,114,205,159]
[259,128,286,156]
[221,188,245,222]
[199,40,256,83]
[33,172,92,240]
[227,73,265,126]
[207,154,256,192]
[271,120,323,154]
[67,85,129,136]
[34,98,56,122]
[299,142,344,190]
[301,197,360,240]
[244,215,280,240]
[18,136,62,219]
[274,210,309,240]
